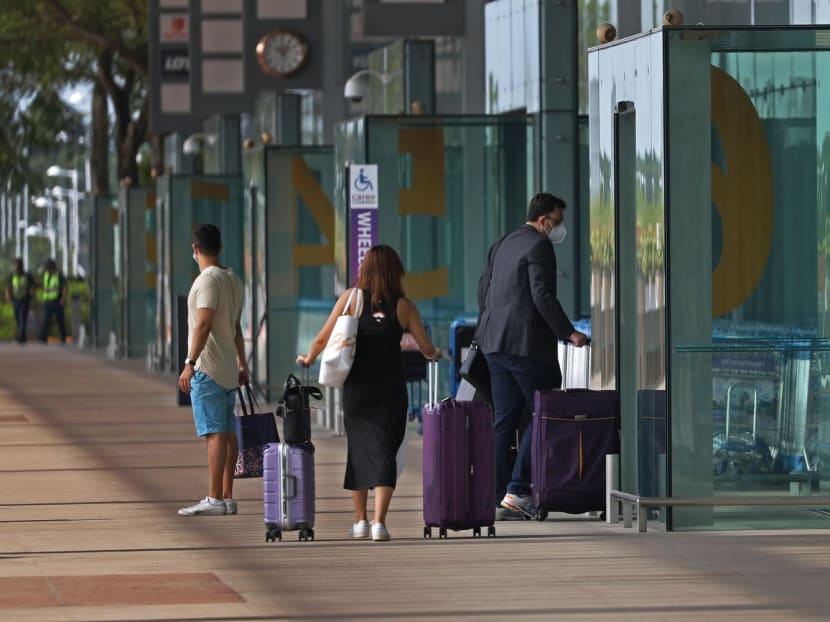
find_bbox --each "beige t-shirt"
[187,265,244,389]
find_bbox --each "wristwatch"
[184,358,196,367]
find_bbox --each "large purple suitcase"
[531,389,619,518]
[422,361,496,538]
[263,442,315,542]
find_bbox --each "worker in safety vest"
[4,257,34,343]
[37,258,68,343]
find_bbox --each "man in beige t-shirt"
[177,224,248,516]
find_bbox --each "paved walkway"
[1,343,829,621]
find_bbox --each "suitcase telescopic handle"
[427,360,439,407]
[559,339,591,389]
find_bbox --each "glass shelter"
[333,114,538,353]
[117,186,156,359]
[589,26,830,529]
[242,145,335,398]
[152,174,243,372]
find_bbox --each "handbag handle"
[342,287,363,319]
[236,382,260,416]
[280,374,323,409]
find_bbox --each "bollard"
[333,388,345,436]
[606,454,620,523]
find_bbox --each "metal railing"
[608,488,830,533]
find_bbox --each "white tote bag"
[318,288,363,388]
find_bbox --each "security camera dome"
[182,135,201,155]
[344,74,368,103]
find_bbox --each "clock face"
[256,30,308,78]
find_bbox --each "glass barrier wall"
[588,32,667,498]
[243,146,335,398]
[590,26,830,530]
[333,115,538,357]
[89,195,118,350]
[118,187,155,359]
[667,27,830,529]
[154,175,243,372]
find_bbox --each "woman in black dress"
[297,245,440,541]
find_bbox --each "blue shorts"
[190,371,236,436]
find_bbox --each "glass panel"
[145,191,157,362]
[242,149,263,372]
[665,26,830,529]
[368,40,406,114]
[673,341,830,530]
[334,118,367,292]
[578,115,591,319]
[578,1,612,115]
[154,175,244,372]
[333,114,536,392]
[243,147,334,399]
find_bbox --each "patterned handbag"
[234,384,279,478]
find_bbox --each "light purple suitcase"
[263,442,315,542]
[422,361,496,538]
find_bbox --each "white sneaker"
[224,499,238,515]
[178,497,227,516]
[371,522,390,542]
[351,519,370,539]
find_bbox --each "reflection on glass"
[591,25,830,529]
[333,114,537,355]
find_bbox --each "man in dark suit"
[476,192,588,518]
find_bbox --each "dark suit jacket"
[476,224,574,367]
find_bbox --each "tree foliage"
[0,0,153,194]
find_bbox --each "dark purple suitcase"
[531,389,619,517]
[263,442,315,542]
[422,362,496,538]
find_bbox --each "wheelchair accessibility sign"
[349,165,378,209]
[348,164,379,281]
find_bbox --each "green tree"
[0,0,158,194]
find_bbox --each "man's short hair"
[527,192,566,221]
[193,224,222,256]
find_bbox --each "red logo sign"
[160,14,189,43]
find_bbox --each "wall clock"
[255,29,308,78]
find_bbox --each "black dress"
[342,290,408,490]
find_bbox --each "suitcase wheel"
[423,526,432,539]
[266,529,282,542]
[299,527,315,542]
[439,528,448,539]
[487,525,496,538]
[473,527,481,538]
[535,509,549,522]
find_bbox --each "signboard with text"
[348,164,379,283]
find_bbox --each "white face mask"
[548,223,567,245]
[192,252,198,264]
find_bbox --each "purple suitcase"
[531,389,619,518]
[263,442,315,541]
[422,361,496,538]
